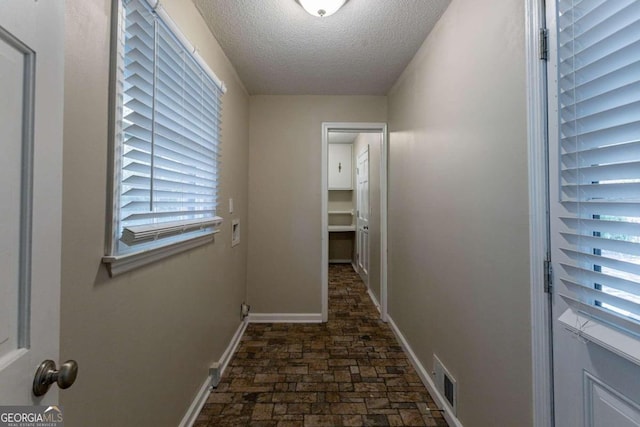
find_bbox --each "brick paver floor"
[194,264,448,427]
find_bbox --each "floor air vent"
[433,354,457,415]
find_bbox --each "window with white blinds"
[109,0,224,257]
[556,0,640,327]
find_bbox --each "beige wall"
[61,0,249,425]
[387,0,532,425]
[353,133,382,303]
[247,96,387,314]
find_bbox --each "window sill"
[559,301,640,367]
[102,230,219,277]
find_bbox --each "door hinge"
[539,28,549,61]
[544,257,553,294]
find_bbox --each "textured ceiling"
[193,0,451,95]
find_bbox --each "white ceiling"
[193,0,451,95]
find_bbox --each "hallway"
[194,264,448,426]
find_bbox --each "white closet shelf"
[328,210,354,215]
[328,225,356,232]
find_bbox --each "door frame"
[321,122,388,322]
[525,0,554,425]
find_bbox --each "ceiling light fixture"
[297,0,347,17]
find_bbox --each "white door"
[357,147,370,282]
[0,0,65,405]
[548,0,640,425]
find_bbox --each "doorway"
[321,122,388,322]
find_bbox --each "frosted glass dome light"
[298,0,347,17]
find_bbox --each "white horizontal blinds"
[557,0,640,324]
[119,0,222,246]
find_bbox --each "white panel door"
[0,0,64,405]
[547,0,640,425]
[357,147,370,282]
[328,143,353,190]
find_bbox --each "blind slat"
[151,166,217,187]
[561,139,640,166]
[563,280,640,316]
[559,20,640,70]
[563,201,640,219]
[561,182,640,201]
[155,71,221,119]
[560,61,640,106]
[123,188,218,200]
[561,217,640,238]
[123,209,217,222]
[153,130,218,159]
[124,149,217,181]
[559,1,639,48]
[561,232,640,256]
[154,104,218,144]
[560,265,640,297]
[560,100,640,137]
[561,161,640,184]
[559,40,640,88]
[562,248,640,277]
[560,82,640,122]
[122,175,215,195]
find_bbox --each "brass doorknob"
[33,360,78,396]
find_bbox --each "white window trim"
[103,0,225,276]
[103,231,219,277]
[559,301,640,368]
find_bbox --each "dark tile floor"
[194,264,448,427]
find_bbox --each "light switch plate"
[229,198,234,214]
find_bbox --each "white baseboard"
[179,319,248,427]
[386,315,464,427]
[178,376,210,427]
[219,318,249,376]
[367,288,381,313]
[247,313,323,323]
